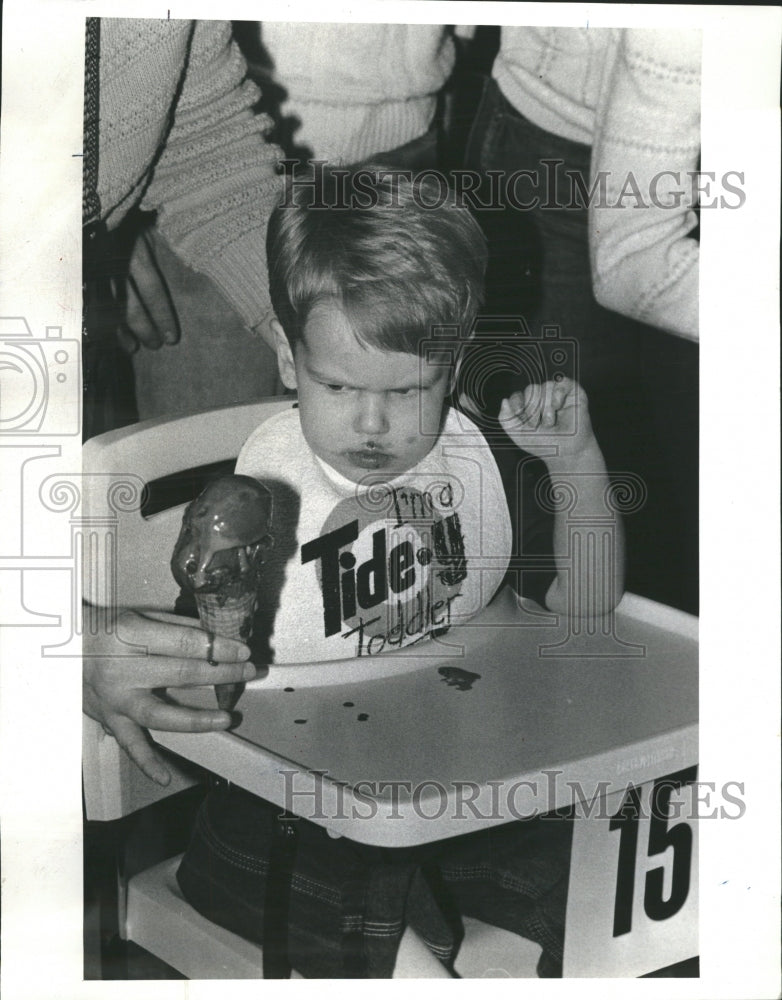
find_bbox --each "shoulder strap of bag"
[83,17,101,228]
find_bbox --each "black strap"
[81,17,140,441]
[261,814,299,978]
[83,17,101,227]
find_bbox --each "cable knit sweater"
[96,19,281,330]
[494,27,701,340]
[258,22,458,164]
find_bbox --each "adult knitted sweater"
[96,19,282,330]
[258,22,458,164]
[494,27,701,340]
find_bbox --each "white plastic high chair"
[82,396,451,979]
[82,397,698,980]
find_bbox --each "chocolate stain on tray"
[438,666,481,691]
[357,713,369,721]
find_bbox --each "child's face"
[274,299,452,484]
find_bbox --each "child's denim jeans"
[177,783,572,978]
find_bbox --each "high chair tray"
[156,587,697,847]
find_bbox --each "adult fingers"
[116,322,140,355]
[110,714,171,786]
[126,229,181,347]
[117,610,251,662]
[129,691,236,734]
[130,654,259,691]
[124,276,165,349]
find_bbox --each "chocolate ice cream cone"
[171,475,273,713]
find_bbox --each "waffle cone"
[195,589,257,712]
[195,589,257,643]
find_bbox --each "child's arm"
[83,608,257,785]
[499,378,625,617]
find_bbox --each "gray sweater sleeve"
[590,29,701,340]
[140,20,282,330]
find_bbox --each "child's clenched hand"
[498,377,599,467]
